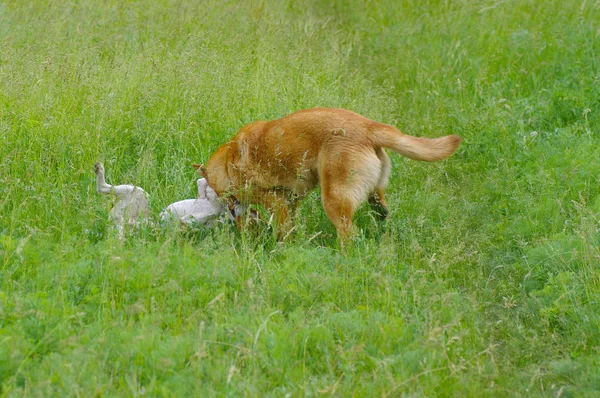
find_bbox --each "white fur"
[159,173,224,226]
[161,199,221,226]
[159,195,223,226]
[95,162,149,237]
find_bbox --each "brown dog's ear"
[192,163,206,177]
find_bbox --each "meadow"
[1,0,599,395]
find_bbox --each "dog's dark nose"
[226,198,240,220]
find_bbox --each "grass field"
[1,0,600,395]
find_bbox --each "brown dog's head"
[193,153,239,219]
[199,143,240,195]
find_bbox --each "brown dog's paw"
[368,196,389,221]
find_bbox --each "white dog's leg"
[197,178,208,199]
[95,162,113,194]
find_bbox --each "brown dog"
[196,108,460,244]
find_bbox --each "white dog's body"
[94,162,225,236]
[159,199,221,225]
[159,177,224,226]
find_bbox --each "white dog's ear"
[192,163,206,177]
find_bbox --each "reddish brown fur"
[200,108,461,245]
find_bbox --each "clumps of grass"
[1,0,600,395]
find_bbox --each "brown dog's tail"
[370,123,461,161]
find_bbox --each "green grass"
[1,0,599,395]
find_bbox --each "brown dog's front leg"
[251,190,292,241]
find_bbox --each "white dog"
[94,162,225,236]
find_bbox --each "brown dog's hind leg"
[369,148,391,221]
[368,188,389,221]
[319,150,382,246]
[321,190,357,246]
